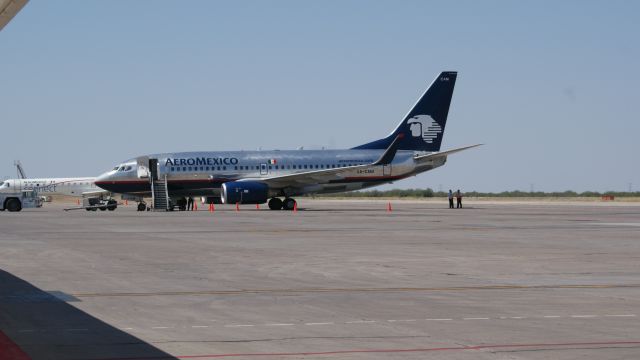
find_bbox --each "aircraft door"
[260,163,268,176]
[148,159,159,181]
[383,164,391,176]
[136,156,150,179]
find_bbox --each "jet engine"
[221,181,269,204]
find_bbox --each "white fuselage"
[0,177,98,197]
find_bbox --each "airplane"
[0,175,117,211]
[0,176,101,197]
[95,71,481,211]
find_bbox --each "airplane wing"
[0,0,28,31]
[241,163,373,188]
[239,134,405,189]
[414,144,483,163]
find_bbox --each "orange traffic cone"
[293,201,298,213]
[194,202,198,211]
[236,202,240,212]
[387,202,392,212]
[125,200,128,206]
[256,203,260,210]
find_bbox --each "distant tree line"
[311,189,640,198]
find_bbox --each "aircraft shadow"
[0,269,176,360]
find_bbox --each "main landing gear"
[268,197,297,211]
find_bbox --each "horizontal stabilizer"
[414,144,483,162]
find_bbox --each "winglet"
[373,133,405,166]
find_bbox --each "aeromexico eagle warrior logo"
[406,115,442,143]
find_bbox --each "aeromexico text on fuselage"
[166,157,239,167]
[163,156,373,168]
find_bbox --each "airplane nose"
[95,170,116,191]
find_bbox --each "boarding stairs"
[151,174,170,211]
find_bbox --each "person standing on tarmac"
[455,189,463,208]
[187,196,194,211]
[448,189,454,209]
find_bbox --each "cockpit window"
[113,166,119,171]
[124,166,132,171]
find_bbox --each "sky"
[1,1,638,192]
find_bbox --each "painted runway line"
[224,324,255,328]
[110,340,640,359]
[8,313,638,335]
[70,283,640,298]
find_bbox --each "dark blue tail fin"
[352,71,457,152]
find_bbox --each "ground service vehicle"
[0,189,43,212]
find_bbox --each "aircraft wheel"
[90,208,98,211]
[137,203,146,211]
[6,199,22,212]
[107,200,117,211]
[268,198,283,210]
[99,206,107,211]
[283,198,296,211]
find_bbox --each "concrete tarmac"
[1,199,639,359]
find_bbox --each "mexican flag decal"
[268,159,277,165]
